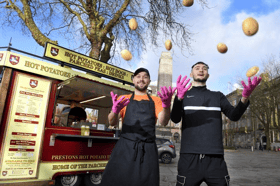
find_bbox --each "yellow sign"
[0,72,52,179]
[37,161,108,180]
[0,52,6,66]
[0,51,134,92]
[44,42,133,85]
[52,162,107,170]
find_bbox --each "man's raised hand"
[241,76,262,98]
[157,86,177,108]
[110,91,130,115]
[176,75,192,100]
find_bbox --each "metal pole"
[7,38,12,51]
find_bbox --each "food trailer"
[0,43,134,186]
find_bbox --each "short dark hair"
[132,68,150,79]
[191,61,209,69]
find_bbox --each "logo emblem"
[30,79,38,88]
[0,53,3,61]
[9,55,20,65]
[2,171,7,176]
[29,170,33,175]
[187,95,194,98]
[50,47,59,56]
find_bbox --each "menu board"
[0,72,51,179]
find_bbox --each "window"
[247,118,251,127]
[53,102,99,128]
[51,76,133,130]
[156,139,172,145]
[161,139,172,145]
[85,108,99,124]
[156,139,162,145]
[262,136,267,143]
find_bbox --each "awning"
[56,75,133,108]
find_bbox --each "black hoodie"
[171,85,249,154]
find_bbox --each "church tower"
[157,52,172,92]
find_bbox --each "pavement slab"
[159,143,280,186]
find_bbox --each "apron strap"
[133,140,145,163]
[122,136,154,164]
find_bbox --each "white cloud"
[150,80,158,86]
[149,80,176,88]
[134,0,280,95]
[233,83,242,90]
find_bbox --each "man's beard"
[135,84,148,91]
[194,76,208,83]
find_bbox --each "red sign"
[14,119,39,124]
[15,113,40,118]
[50,47,59,56]
[30,79,38,88]
[11,132,37,137]
[2,171,7,176]
[9,148,35,152]
[9,55,20,65]
[10,140,36,146]
[29,170,33,175]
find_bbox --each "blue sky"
[221,0,280,23]
[135,0,280,95]
[1,0,280,96]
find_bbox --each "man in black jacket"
[171,62,262,186]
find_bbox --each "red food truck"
[0,43,134,186]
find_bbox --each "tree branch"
[0,0,7,4]
[78,0,87,10]
[7,0,57,46]
[103,0,131,36]
[100,32,114,62]
[45,15,75,36]
[59,0,90,39]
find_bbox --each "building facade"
[222,78,280,149]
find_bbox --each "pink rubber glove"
[241,76,262,98]
[157,86,177,108]
[176,75,192,100]
[110,91,130,114]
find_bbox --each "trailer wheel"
[55,174,82,186]
[84,172,102,186]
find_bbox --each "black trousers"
[176,153,230,186]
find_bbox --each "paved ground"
[159,143,280,186]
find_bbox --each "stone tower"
[155,52,181,141]
[157,52,172,91]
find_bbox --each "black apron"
[100,93,159,186]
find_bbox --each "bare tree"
[0,0,208,64]
[237,54,280,150]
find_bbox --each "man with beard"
[100,67,176,186]
[171,62,262,186]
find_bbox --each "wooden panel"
[0,68,12,126]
